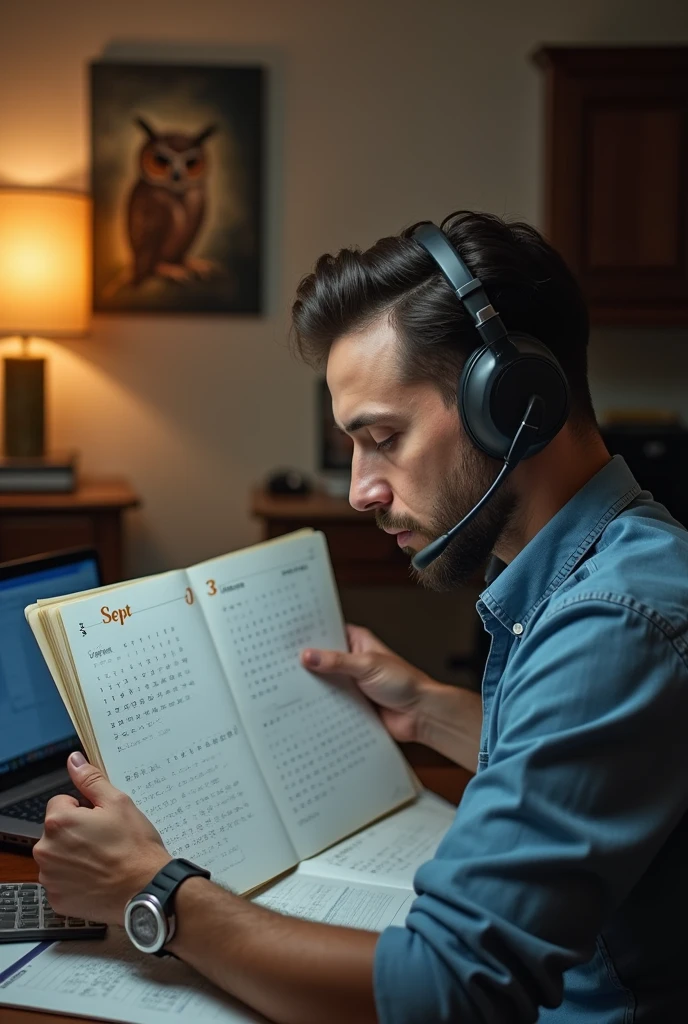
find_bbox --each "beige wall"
[2,0,688,674]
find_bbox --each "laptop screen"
[0,553,100,780]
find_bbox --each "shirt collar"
[479,455,641,633]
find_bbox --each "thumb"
[67,751,117,808]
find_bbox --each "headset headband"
[413,223,511,349]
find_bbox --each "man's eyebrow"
[341,413,390,434]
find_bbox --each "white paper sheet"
[298,789,456,889]
[0,929,267,1024]
[0,940,39,978]
[255,875,414,931]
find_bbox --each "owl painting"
[91,62,264,313]
[127,117,217,287]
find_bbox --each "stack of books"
[0,452,78,493]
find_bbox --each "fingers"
[345,623,372,647]
[345,623,394,656]
[44,793,79,816]
[301,647,376,679]
[66,752,120,808]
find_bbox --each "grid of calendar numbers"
[82,605,260,870]
[216,556,387,825]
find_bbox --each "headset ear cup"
[458,334,570,461]
[457,345,492,453]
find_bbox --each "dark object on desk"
[0,452,78,494]
[0,882,106,942]
[601,422,688,526]
[266,468,312,496]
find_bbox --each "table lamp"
[0,188,91,458]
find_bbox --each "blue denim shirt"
[375,456,688,1024]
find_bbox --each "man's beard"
[376,446,517,592]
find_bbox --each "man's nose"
[349,466,393,513]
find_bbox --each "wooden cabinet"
[251,488,414,586]
[534,47,688,325]
[0,478,139,583]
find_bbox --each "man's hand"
[302,624,483,771]
[33,752,170,926]
[301,624,431,744]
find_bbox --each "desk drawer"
[265,518,412,585]
[267,519,403,563]
[324,523,404,563]
[0,514,95,562]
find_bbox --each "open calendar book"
[25,529,418,895]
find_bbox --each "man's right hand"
[301,624,431,744]
[302,624,483,771]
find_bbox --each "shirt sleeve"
[374,597,688,1024]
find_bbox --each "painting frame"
[318,378,353,472]
[90,60,264,315]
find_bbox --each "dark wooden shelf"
[0,477,140,583]
[534,45,688,326]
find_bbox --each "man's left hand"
[33,752,171,926]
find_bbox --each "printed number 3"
[206,579,217,597]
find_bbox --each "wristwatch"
[124,858,211,956]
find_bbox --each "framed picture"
[91,62,264,314]
[318,379,353,472]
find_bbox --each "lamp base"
[3,355,45,458]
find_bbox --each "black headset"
[413,222,570,461]
[410,222,571,570]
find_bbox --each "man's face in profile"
[326,317,515,590]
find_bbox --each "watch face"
[130,904,161,949]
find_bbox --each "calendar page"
[187,531,415,861]
[55,570,298,893]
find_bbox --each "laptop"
[0,548,101,849]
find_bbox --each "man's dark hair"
[291,210,597,430]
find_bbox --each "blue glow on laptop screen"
[0,557,100,775]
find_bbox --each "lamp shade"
[0,189,91,337]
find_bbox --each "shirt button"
[512,622,524,636]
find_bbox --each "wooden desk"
[251,488,413,586]
[0,763,470,1024]
[0,479,140,585]
[0,847,74,1024]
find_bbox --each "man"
[35,212,688,1023]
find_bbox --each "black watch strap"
[143,857,211,914]
[142,857,210,956]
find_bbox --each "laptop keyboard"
[1,783,80,823]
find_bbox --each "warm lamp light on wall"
[0,188,91,458]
